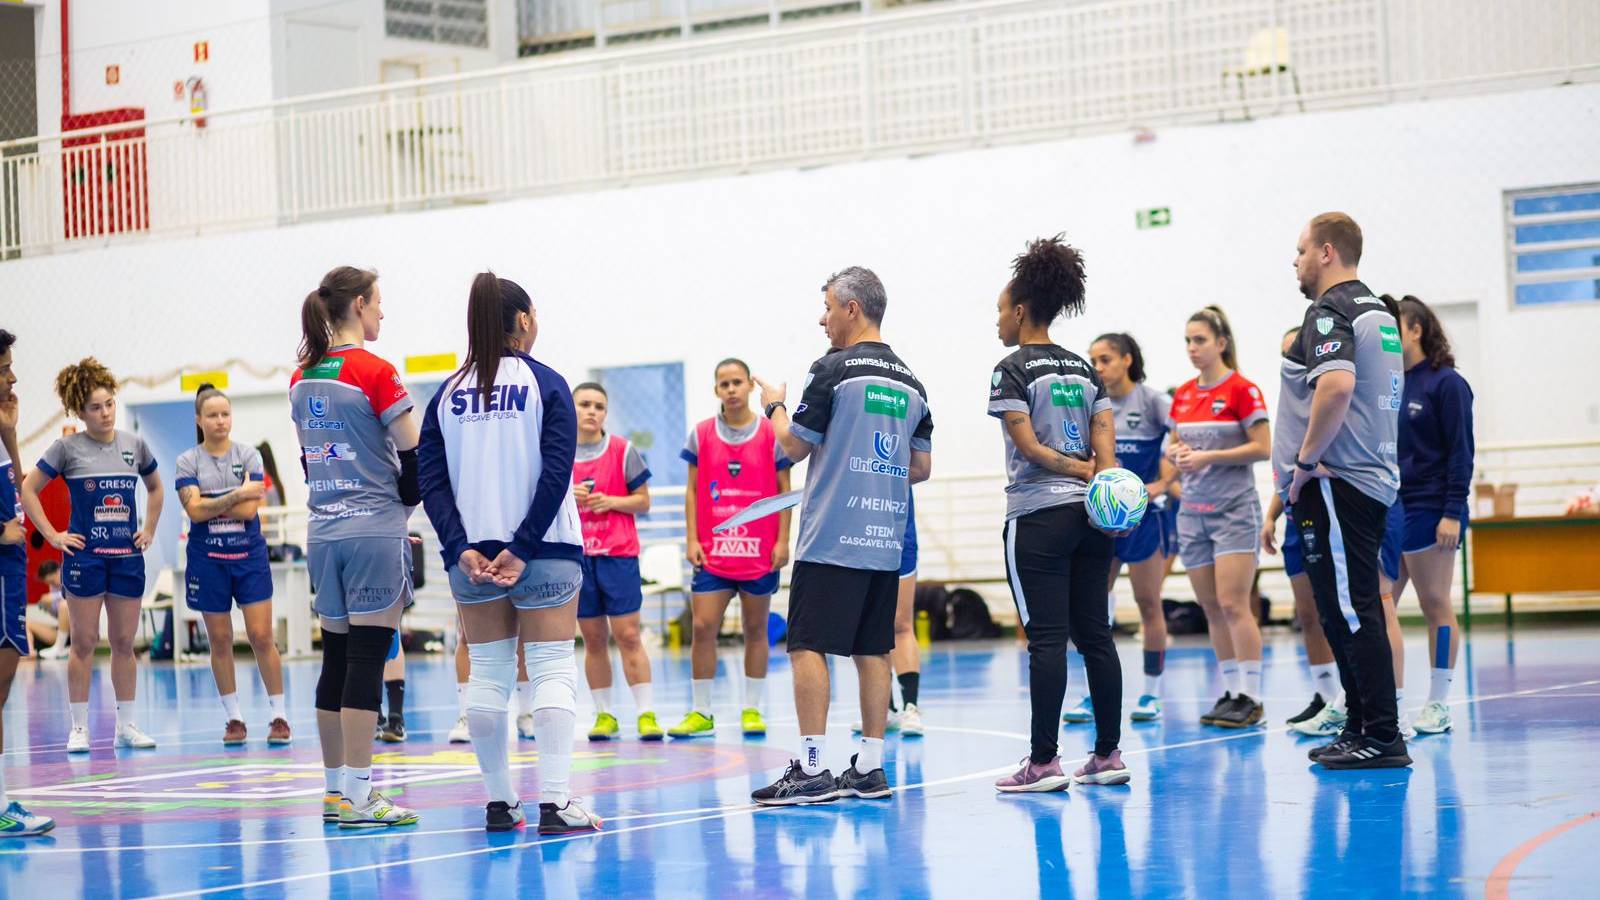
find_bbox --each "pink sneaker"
[1073,749,1131,785]
[995,756,1072,793]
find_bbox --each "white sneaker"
[1398,710,1417,741]
[899,704,924,737]
[66,725,90,754]
[1289,704,1348,737]
[1414,701,1452,734]
[39,643,69,660]
[851,711,901,735]
[516,712,536,740]
[448,715,471,744]
[538,798,602,834]
[115,723,157,749]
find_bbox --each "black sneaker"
[379,714,406,743]
[1212,695,1264,729]
[836,755,891,800]
[1308,730,1362,761]
[751,761,839,806]
[1316,735,1413,769]
[1286,693,1327,725]
[485,800,525,832]
[1199,693,1234,725]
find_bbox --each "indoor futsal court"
[2,1,1599,898]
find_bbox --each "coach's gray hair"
[822,266,887,324]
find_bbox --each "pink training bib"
[573,435,641,558]
[694,417,780,581]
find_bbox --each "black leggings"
[1004,502,1121,761]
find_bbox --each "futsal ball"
[1086,468,1149,532]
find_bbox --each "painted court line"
[132,677,1600,898]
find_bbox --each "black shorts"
[785,560,898,657]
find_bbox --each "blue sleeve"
[1437,372,1475,520]
[418,384,469,567]
[509,363,578,561]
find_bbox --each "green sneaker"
[669,710,716,739]
[741,707,767,737]
[588,712,620,741]
[637,711,665,742]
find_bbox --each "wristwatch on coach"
[764,401,787,418]
[1295,456,1318,472]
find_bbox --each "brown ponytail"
[1188,305,1239,371]
[458,271,533,398]
[298,266,377,370]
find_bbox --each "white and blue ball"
[1086,468,1149,532]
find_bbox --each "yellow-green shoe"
[588,712,620,742]
[668,710,716,739]
[637,711,665,742]
[741,707,767,738]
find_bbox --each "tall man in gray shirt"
[1283,212,1410,770]
[751,267,933,805]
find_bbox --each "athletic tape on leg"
[342,626,395,713]
[466,638,517,713]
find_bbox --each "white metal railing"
[3,0,1596,260]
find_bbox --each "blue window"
[1507,184,1600,308]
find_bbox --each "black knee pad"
[316,630,349,713]
[341,625,395,713]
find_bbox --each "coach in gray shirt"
[1284,212,1409,770]
[751,267,933,806]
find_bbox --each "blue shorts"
[63,553,145,599]
[1281,511,1305,578]
[451,557,582,610]
[185,554,273,614]
[1,573,27,655]
[691,568,779,597]
[1113,504,1170,565]
[1402,506,1468,555]
[899,513,918,579]
[578,555,643,619]
[1380,500,1405,583]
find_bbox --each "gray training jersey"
[1110,383,1172,484]
[37,429,157,556]
[288,346,415,543]
[1279,280,1402,505]
[987,343,1111,520]
[174,442,266,558]
[790,342,933,571]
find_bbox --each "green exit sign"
[1137,207,1171,229]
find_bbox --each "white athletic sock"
[1310,663,1339,700]
[456,683,469,715]
[857,737,884,773]
[468,706,517,804]
[115,701,132,731]
[324,766,344,793]
[743,676,766,712]
[692,679,713,716]
[70,702,88,730]
[1218,659,1240,696]
[0,765,7,807]
[1240,660,1263,701]
[630,681,654,714]
[517,681,534,716]
[1428,667,1453,704]
[344,766,373,806]
[1329,691,1347,713]
[534,707,576,806]
[1396,687,1406,713]
[800,735,826,776]
[268,694,286,722]
[220,692,242,723]
[1142,673,1162,698]
[591,687,611,715]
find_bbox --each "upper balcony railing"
[3,0,1596,261]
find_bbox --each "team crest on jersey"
[231,463,245,479]
[991,371,1002,387]
[121,450,136,467]
[727,460,742,478]
[1211,398,1227,415]
[1126,410,1143,430]
[1316,317,1334,335]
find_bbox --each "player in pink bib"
[570,382,659,741]
[669,359,793,739]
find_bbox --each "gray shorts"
[309,537,414,620]
[1177,496,1262,569]
[449,557,582,610]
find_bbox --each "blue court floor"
[1,625,1596,899]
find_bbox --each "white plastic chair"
[638,541,688,636]
[1221,27,1304,120]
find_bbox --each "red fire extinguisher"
[186,76,208,128]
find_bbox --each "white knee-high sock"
[1218,659,1240,696]
[526,641,578,807]
[467,638,519,805]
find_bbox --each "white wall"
[3,83,1597,485]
